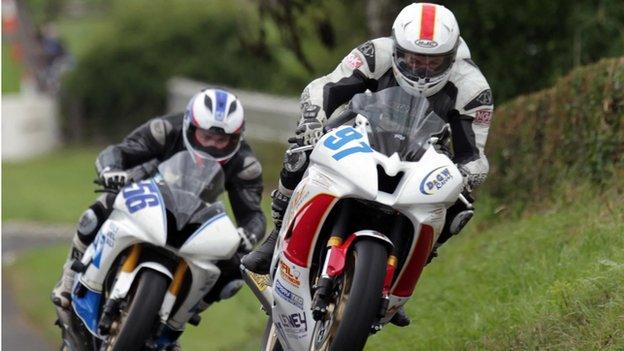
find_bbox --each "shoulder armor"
[344,37,393,79]
[449,47,493,117]
[149,118,173,146]
[237,156,263,181]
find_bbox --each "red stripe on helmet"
[419,3,437,41]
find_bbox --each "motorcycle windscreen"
[155,151,225,231]
[350,86,447,161]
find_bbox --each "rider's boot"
[390,306,411,327]
[51,235,87,308]
[426,198,474,265]
[242,188,291,274]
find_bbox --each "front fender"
[109,262,173,300]
[326,230,393,277]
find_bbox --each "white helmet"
[183,88,244,162]
[391,3,460,97]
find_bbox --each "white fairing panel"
[114,180,167,245]
[179,213,240,261]
[80,181,168,291]
[310,126,378,199]
[271,255,313,350]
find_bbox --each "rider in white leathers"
[243,3,494,326]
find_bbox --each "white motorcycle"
[243,87,468,351]
[56,151,243,351]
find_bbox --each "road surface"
[2,222,72,351]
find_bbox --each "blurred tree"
[259,0,623,102]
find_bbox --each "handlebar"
[323,110,357,132]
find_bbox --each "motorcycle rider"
[243,2,493,326]
[52,89,266,322]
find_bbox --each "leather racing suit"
[79,112,266,303]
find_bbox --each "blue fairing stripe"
[72,287,102,336]
[184,213,227,244]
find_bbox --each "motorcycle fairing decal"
[284,194,336,267]
[323,127,373,161]
[392,224,434,297]
[274,280,304,309]
[121,180,167,239]
[72,286,102,336]
[122,181,160,213]
[91,232,106,269]
[419,166,453,195]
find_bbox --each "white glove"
[99,167,129,190]
[237,227,258,253]
[288,120,324,147]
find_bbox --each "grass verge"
[2,142,283,224]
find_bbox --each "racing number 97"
[323,127,372,161]
[122,182,160,213]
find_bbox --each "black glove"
[270,189,291,229]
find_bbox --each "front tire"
[312,239,388,351]
[260,319,284,351]
[105,269,169,351]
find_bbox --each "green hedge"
[61,0,286,140]
[486,57,624,203]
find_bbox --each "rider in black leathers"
[52,89,266,319]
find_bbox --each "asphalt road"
[2,223,73,351]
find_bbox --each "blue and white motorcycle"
[55,151,243,351]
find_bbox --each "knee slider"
[448,209,474,235]
[218,279,244,300]
[76,203,107,244]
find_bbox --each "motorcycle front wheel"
[311,239,387,351]
[260,319,284,351]
[103,269,168,351]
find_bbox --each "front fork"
[311,205,404,333]
[98,244,190,339]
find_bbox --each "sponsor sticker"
[279,261,302,287]
[248,271,271,292]
[275,280,304,309]
[414,39,438,48]
[344,53,363,70]
[474,110,492,125]
[419,167,453,195]
[279,312,308,338]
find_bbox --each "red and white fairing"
[266,115,463,349]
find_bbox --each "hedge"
[486,57,623,203]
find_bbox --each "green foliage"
[1,141,283,224]
[2,147,100,223]
[62,0,287,140]
[367,183,624,350]
[2,42,23,93]
[486,57,624,204]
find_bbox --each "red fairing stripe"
[284,194,336,267]
[420,3,436,41]
[392,224,434,297]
